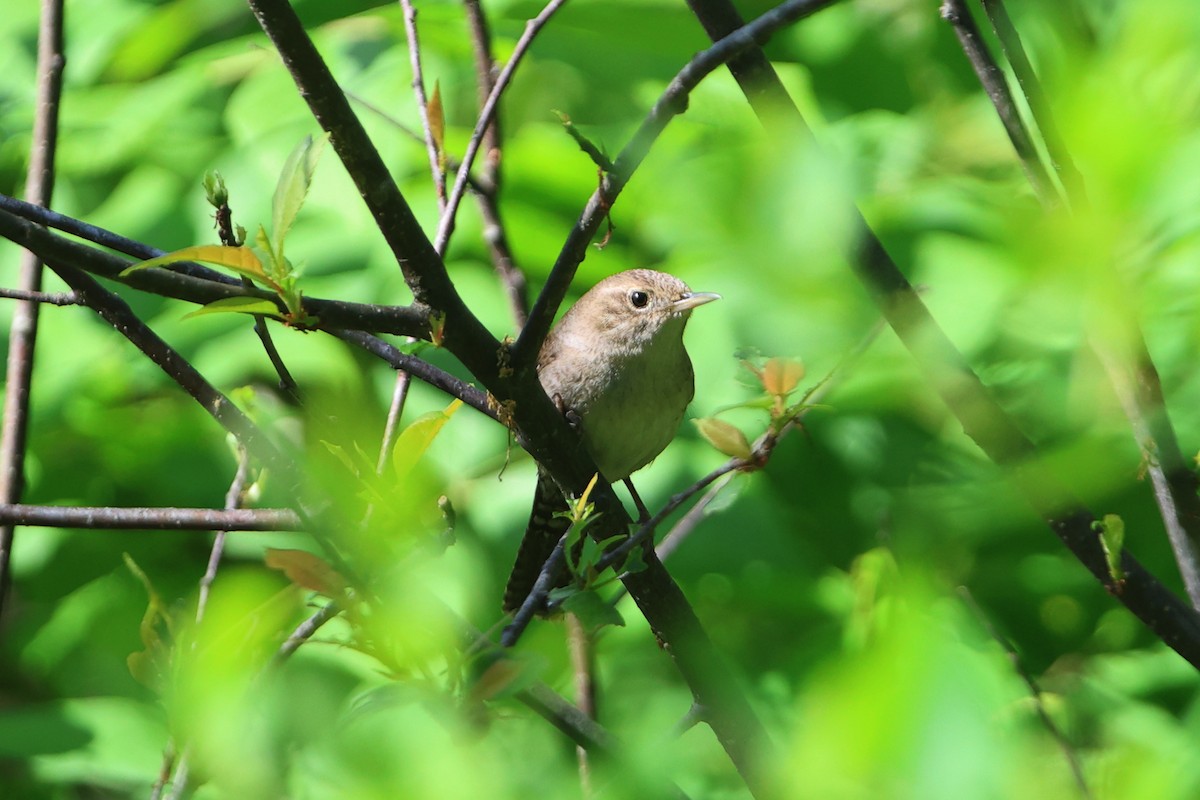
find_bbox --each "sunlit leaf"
[271,134,326,258]
[1094,513,1126,583]
[693,417,752,460]
[120,245,265,281]
[182,296,284,320]
[392,399,463,481]
[761,356,805,396]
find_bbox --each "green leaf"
[1094,513,1126,583]
[271,134,326,259]
[120,245,266,281]
[693,417,753,460]
[181,296,283,320]
[392,399,463,481]
[561,589,625,632]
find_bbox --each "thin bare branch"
[940,0,1059,204]
[463,0,528,326]
[0,0,65,613]
[0,287,78,305]
[399,0,448,209]
[0,503,299,531]
[433,0,568,255]
[977,0,1087,205]
[196,448,255,624]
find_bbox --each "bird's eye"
[629,290,649,308]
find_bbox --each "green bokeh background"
[2,0,1200,797]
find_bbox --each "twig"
[245,0,490,348]
[463,0,529,326]
[977,0,1087,204]
[196,447,254,624]
[272,600,343,666]
[957,587,1093,799]
[940,0,1059,205]
[1095,341,1200,606]
[376,367,414,474]
[432,0,569,255]
[213,186,301,403]
[0,0,65,615]
[0,503,298,531]
[566,612,597,798]
[597,461,743,576]
[501,529,572,647]
[399,0,447,209]
[0,287,78,305]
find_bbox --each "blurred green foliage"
[2,0,1200,798]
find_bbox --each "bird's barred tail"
[503,469,572,614]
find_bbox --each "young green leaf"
[693,417,753,460]
[120,245,266,282]
[271,134,327,260]
[182,296,284,321]
[561,589,625,632]
[1093,513,1126,583]
[392,399,464,481]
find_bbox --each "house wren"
[503,269,720,613]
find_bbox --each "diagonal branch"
[244,0,495,362]
[940,0,1059,204]
[684,0,1200,665]
[943,1,1200,608]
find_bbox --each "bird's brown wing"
[503,468,573,614]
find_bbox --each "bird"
[502,269,720,613]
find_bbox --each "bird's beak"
[673,292,721,312]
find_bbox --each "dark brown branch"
[947,5,1200,606]
[0,0,65,614]
[977,0,1087,203]
[940,0,1058,204]
[0,503,299,531]
[684,0,1200,667]
[244,0,494,360]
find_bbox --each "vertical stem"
[566,613,597,798]
[0,0,65,613]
